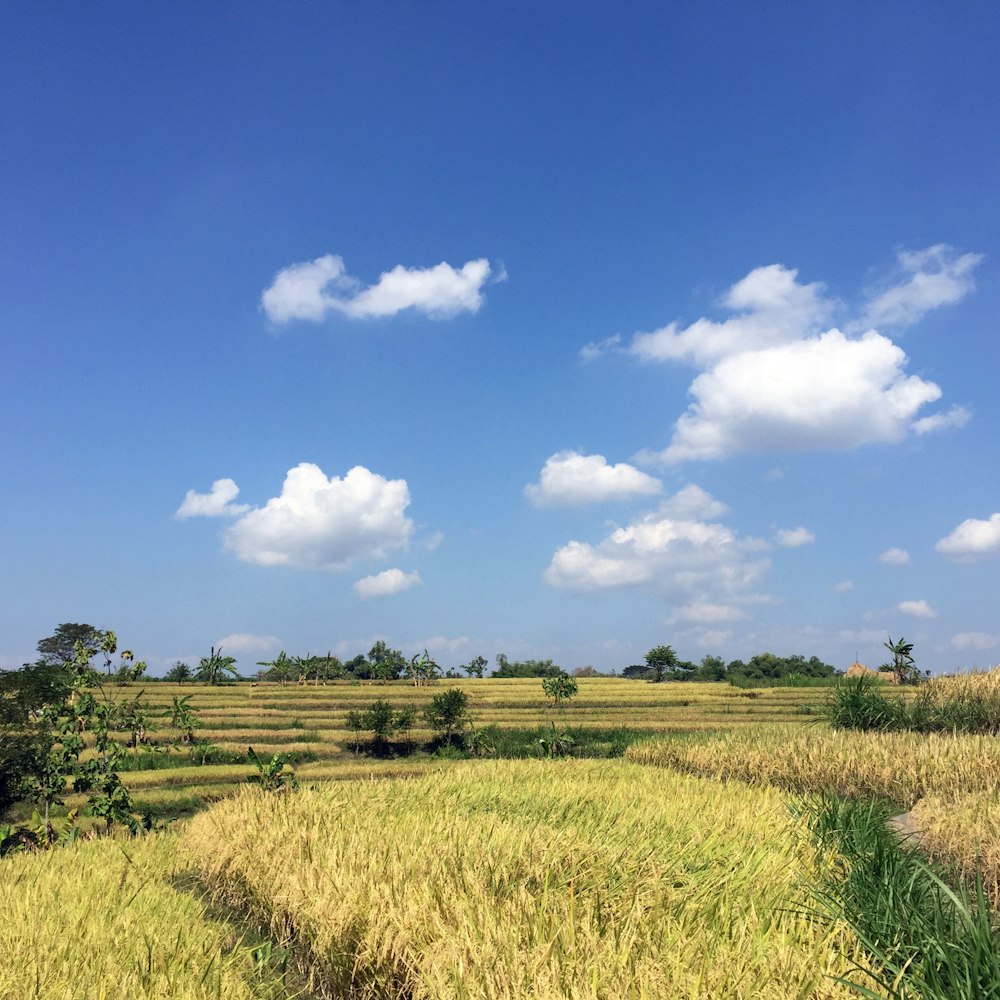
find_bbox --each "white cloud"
[655,330,943,464]
[215,633,281,655]
[525,451,662,507]
[628,265,833,367]
[222,463,414,570]
[579,334,622,362]
[859,245,983,330]
[951,632,1000,652]
[912,405,971,435]
[544,486,768,609]
[175,479,250,519]
[936,513,1000,560]
[261,253,493,323]
[354,568,422,599]
[603,249,977,465]
[776,527,815,547]
[878,547,911,566]
[898,599,937,619]
[833,580,855,592]
[670,603,748,624]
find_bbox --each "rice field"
[96,678,825,818]
[183,759,875,999]
[626,721,1000,912]
[0,831,289,1000]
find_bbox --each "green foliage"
[247,746,298,793]
[256,651,295,685]
[799,793,1000,998]
[423,687,470,743]
[492,654,563,678]
[463,655,488,678]
[823,676,907,731]
[541,672,579,708]
[168,694,202,743]
[826,673,1000,735]
[347,700,417,755]
[536,723,576,758]
[196,646,238,685]
[368,641,406,682]
[406,649,440,686]
[34,623,107,667]
[645,645,678,683]
[885,635,919,685]
[163,660,193,682]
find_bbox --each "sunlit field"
[96,678,827,817]
[184,759,874,999]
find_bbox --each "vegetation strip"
[798,794,1000,999]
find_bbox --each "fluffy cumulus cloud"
[524,451,661,507]
[898,599,937,619]
[175,479,250,519]
[261,253,494,323]
[215,633,281,655]
[354,568,422,599]
[219,463,414,570]
[776,527,815,547]
[878,547,911,566]
[936,513,1000,560]
[602,248,978,465]
[656,330,943,464]
[544,485,769,611]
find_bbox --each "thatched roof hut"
[845,661,899,683]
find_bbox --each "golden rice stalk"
[184,758,875,999]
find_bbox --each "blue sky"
[3,3,999,675]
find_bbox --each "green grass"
[798,793,1000,999]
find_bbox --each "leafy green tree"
[541,673,579,708]
[621,663,652,680]
[693,655,727,681]
[424,688,470,745]
[492,656,563,678]
[164,661,193,682]
[197,646,238,685]
[645,645,678,683]
[368,641,405,682]
[35,623,107,667]
[463,655,488,678]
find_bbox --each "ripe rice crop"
[0,832,281,1000]
[909,793,1000,907]
[184,758,873,999]
[624,726,1000,806]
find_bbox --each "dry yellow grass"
[184,759,875,999]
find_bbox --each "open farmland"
[105,677,824,817]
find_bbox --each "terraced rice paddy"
[89,678,828,818]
